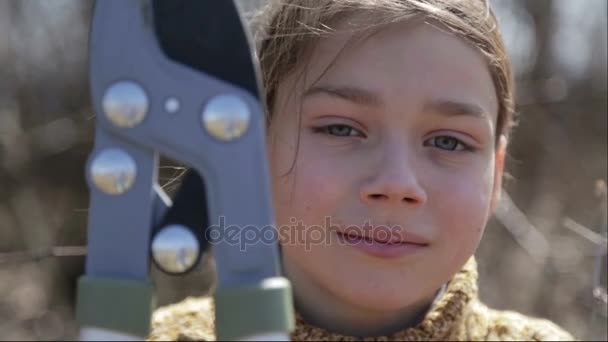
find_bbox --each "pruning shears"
[76,0,294,340]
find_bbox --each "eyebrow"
[423,99,487,119]
[303,84,487,119]
[303,85,382,107]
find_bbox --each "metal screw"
[90,148,137,195]
[202,94,250,141]
[102,81,149,128]
[164,97,180,114]
[152,224,200,274]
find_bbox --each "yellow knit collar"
[290,257,479,341]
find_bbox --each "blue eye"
[314,124,363,137]
[426,136,470,151]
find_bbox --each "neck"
[294,291,440,337]
[284,262,445,337]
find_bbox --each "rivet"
[202,94,250,141]
[102,81,149,128]
[90,148,137,195]
[152,224,200,274]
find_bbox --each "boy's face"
[268,19,506,315]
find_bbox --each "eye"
[425,136,472,151]
[313,124,364,137]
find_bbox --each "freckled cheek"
[292,159,348,217]
[271,149,351,225]
[428,172,493,237]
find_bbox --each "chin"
[326,273,429,313]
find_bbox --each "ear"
[490,134,507,213]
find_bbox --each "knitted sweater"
[147,257,576,341]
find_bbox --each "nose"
[360,146,427,207]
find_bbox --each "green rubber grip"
[76,276,156,337]
[214,277,295,341]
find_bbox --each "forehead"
[298,16,499,121]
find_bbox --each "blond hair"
[250,0,516,142]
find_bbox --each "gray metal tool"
[76,0,294,340]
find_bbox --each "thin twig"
[0,246,86,266]
[588,179,608,340]
[562,217,608,246]
[494,190,550,264]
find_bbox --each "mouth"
[334,229,429,259]
[335,229,430,246]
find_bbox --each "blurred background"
[0,0,605,340]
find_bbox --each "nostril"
[365,193,424,204]
[369,194,387,200]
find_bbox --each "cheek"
[269,137,351,228]
[427,160,495,250]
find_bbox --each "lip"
[335,230,429,259]
[336,225,431,245]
